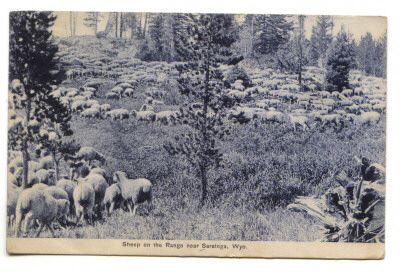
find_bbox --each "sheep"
[130,110,156,123]
[69,160,91,180]
[16,188,69,237]
[123,88,135,98]
[107,109,130,120]
[105,92,119,100]
[342,89,354,97]
[155,111,177,125]
[34,169,56,186]
[75,147,106,166]
[9,156,23,174]
[257,111,286,124]
[152,99,165,106]
[7,185,23,226]
[145,96,153,105]
[89,167,107,177]
[372,103,386,113]
[45,186,69,201]
[102,183,124,216]
[9,167,24,186]
[73,182,95,225]
[100,104,111,113]
[81,108,100,119]
[315,114,343,126]
[111,86,124,97]
[31,183,49,190]
[56,178,77,215]
[288,115,309,131]
[113,171,153,215]
[355,112,380,126]
[319,91,330,98]
[139,104,154,112]
[84,174,109,218]
[38,155,54,170]
[71,100,87,112]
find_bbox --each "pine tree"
[253,14,293,55]
[309,15,334,66]
[164,14,242,205]
[84,12,102,35]
[326,26,355,92]
[9,11,71,188]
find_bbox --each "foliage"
[288,160,385,242]
[308,15,334,66]
[9,11,71,187]
[164,13,242,205]
[356,32,387,78]
[225,65,252,88]
[253,15,293,55]
[83,12,103,35]
[325,27,355,92]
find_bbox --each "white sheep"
[100,104,111,113]
[139,104,154,112]
[73,182,95,225]
[69,160,91,180]
[81,108,100,119]
[315,114,343,126]
[84,173,109,217]
[38,155,54,170]
[113,171,153,215]
[102,183,123,216]
[16,188,69,237]
[56,178,77,215]
[89,167,107,177]
[105,92,119,99]
[123,88,135,98]
[71,100,87,112]
[355,112,380,126]
[34,169,56,186]
[9,156,23,174]
[108,109,130,120]
[155,111,177,125]
[75,147,106,165]
[130,110,156,123]
[7,185,23,226]
[288,114,309,131]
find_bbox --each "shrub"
[225,65,253,88]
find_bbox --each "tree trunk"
[94,13,98,35]
[115,12,118,38]
[120,12,123,38]
[22,98,31,188]
[54,154,59,181]
[143,13,148,39]
[70,12,73,36]
[200,164,207,206]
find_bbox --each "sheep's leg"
[22,213,34,237]
[34,222,46,238]
[109,202,115,215]
[47,223,55,237]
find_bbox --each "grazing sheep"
[7,185,23,226]
[319,91,330,98]
[9,156,23,174]
[89,167,107,177]
[69,160,91,180]
[100,104,111,113]
[9,167,24,186]
[71,100,87,112]
[152,99,165,106]
[31,183,49,190]
[111,86,124,97]
[16,188,69,237]
[113,171,153,215]
[81,108,100,119]
[75,147,106,166]
[105,92,119,100]
[34,169,56,185]
[130,110,156,123]
[102,183,124,216]
[355,111,380,126]
[45,186,69,201]
[84,174,109,217]
[145,96,153,105]
[123,88,135,98]
[372,103,386,113]
[363,161,386,184]
[342,89,353,97]
[139,104,154,112]
[257,111,286,124]
[155,111,177,125]
[38,155,54,170]
[107,109,130,120]
[56,179,77,215]
[73,182,95,225]
[315,114,343,127]
[288,115,309,131]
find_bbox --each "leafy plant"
[288,162,385,242]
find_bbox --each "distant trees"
[164,14,242,205]
[356,32,387,78]
[309,15,334,66]
[9,11,72,187]
[326,26,356,92]
[84,12,102,35]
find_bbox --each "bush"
[225,66,253,88]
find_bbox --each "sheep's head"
[130,110,137,117]
[113,171,126,182]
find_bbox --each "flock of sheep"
[7,37,386,238]
[8,146,153,238]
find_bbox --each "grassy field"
[7,74,385,241]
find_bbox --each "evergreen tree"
[164,14,242,205]
[83,12,102,35]
[309,15,334,66]
[9,11,71,188]
[253,14,293,55]
[325,26,355,92]
[356,32,387,78]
